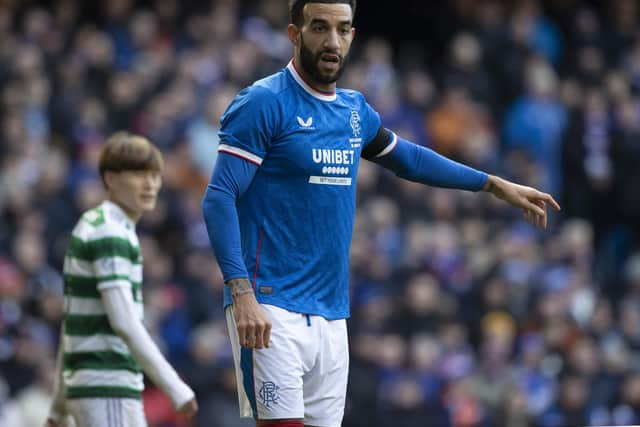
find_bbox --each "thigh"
[226,304,316,422]
[67,398,147,427]
[303,318,349,427]
[122,398,147,427]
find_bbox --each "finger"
[534,200,547,229]
[524,209,534,225]
[538,192,561,211]
[531,207,541,228]
[237,323,247,347]
[539,202,548,229]
[530,210,541,227]
[264,321,272,348]
[254,323,265,349]
[245,325,256,348]
[523,199,545,216]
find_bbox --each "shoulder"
[253,68,292,96]
[222,82,283,127]
[231,69,291,108]
[337,88,379,121]
[73,206,128,244]
[68,208,127,262]
[337,87,365,101]
[338,87,370,102]
[336,88,377,114]
[221,71,294,131]
[79,206,105,228]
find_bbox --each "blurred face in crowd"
[560,376,588,410]
[288,3,355,90]
[105,169,162,221]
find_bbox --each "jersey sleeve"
[101,285,195,408]
[371,134,488,191]
[218,85,280,166]
[202,152,259,281]
[359,97,385,153]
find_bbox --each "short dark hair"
[289,0,356,26]
[99,131,164,186]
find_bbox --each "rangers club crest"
[259,381,280,407]
[349,110,361,138]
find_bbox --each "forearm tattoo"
[227,278,254,298]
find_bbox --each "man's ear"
[103,171,116,191]
[287,23,300,47]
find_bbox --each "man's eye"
[340,28,351,35]
[313,25,326,32]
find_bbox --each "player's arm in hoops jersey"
[201,153,272,350]
[362,127,561,228]
[100,285,197,415]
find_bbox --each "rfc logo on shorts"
[259,381,280,407]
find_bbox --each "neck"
[108,196,141,223]
[292,57,336,94]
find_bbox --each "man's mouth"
[320,53,340,63]
[319,53,340,71]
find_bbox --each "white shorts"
[66,397,147,427]
[226,304,349,427]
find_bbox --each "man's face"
[294,3,354,85]
[106,169,162,218]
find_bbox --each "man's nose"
[324,29,340,50]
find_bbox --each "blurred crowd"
[0,0,639,426]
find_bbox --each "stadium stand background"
[1,0,640,426]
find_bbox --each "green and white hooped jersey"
[62,200,144,400]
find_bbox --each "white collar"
[286,60,337,102]
[102,200,136,229]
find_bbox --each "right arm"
[101,285,197,417]
[201,153,271,349]
[202,86,278,350]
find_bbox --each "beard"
[299,34,346,85]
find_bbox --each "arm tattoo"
[226,278,254,299]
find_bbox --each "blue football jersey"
[218,61,392,319]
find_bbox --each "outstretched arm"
[365,128,488,191]
[366,128,560,228]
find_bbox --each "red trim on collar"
[291,58,336,96]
